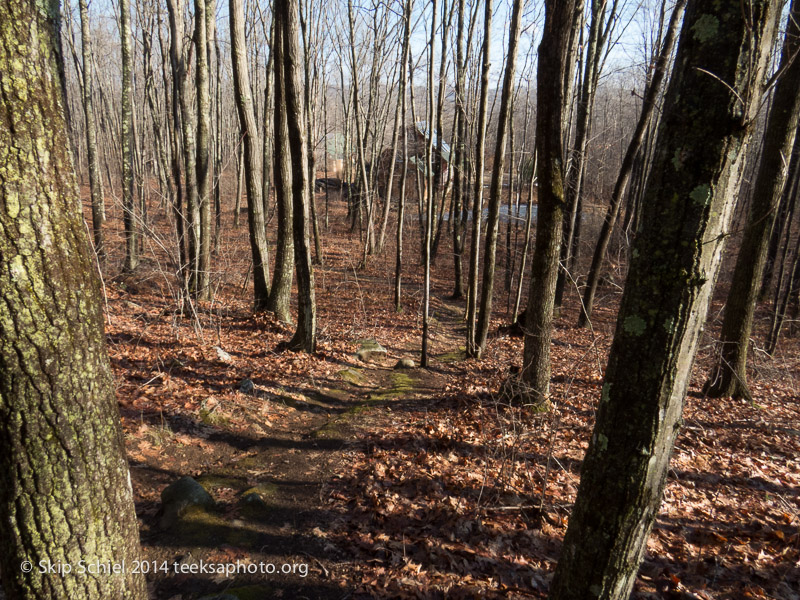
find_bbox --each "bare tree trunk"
[195,0,214,299]
[0,2,148,595]
[78,0,105,260]
[520,0,579,400]
[465,0,493,354]
[473,0,524,357]
[578,0,686,327]
[121,0,138,272]
[230,0,272,311]
[555,0,617,308]
[760,121,800,299]
[513,151,537,323]
[167,0,200,292]
[548,0,780,595]
[234,142,244,228]
[421,0,439,368]
[394,0,413,312]
[704,0,800,399]
[269,14,295,323]
[278,0,317,352]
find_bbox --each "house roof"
[415,121,451,163]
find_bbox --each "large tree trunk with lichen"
[547,1,781,597]
[0,2,147,598]
[578,0,686,328]
[277,0,316,352]
[705,0,800,400]
[229,0,271,311]
[520,0,579,401]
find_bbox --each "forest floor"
[97,194,800,600]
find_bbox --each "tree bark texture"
[548,1,781,597]
[166,0,200,289]
[277,0,317,352]
[194,0,213,300]
[578,0,686,328]
[229,0,272,311]
[465,0,493,355]
[78,0,105,260]
[121,0,138,272]
[474,0,524,357]
[0,1,147,597]
[269,15,296,323]
[521,0,578,401]
[705,0,800,399]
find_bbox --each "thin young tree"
[473,0,525,358]
[270,11,296,323]
[705,0,800,399]
[465,0,493,355]
[167,0,200,289]
[195,0,214,299]
[230,0,272,311]
[0,1,148,596]
[548,0,781,596]
[520,0,580,402]
[78,0,106,260]
[121,0,138,272]
[554,0,620,308]
[394,0,414,311]
[449,0,468,300]
[277,0,317,352]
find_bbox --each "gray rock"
[338,367,366,385]
[214,346,233,364]
[239,378,255,394]
[158,476,214,530]
[394,358,415,369]
[356,339,387,362]
[240,492,270,516]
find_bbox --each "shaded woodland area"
[1,0,799,599]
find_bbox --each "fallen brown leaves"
[94,195,799,599]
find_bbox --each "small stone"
[239,378,255,394]
[213,346,233,363]
[158,476,214,530]
[356,339,387,362]
[394,358,415,369]
[241,492,269,511]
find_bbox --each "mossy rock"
[337,367,366,386]
[199,407,229,426]
[311,419,345,439]
[197,474,244,492]
[239,490,272,520]
[394,357,415,369]
[159,476,214,530]
[437,347,466,363]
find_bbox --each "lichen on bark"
[0,1,147,597]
